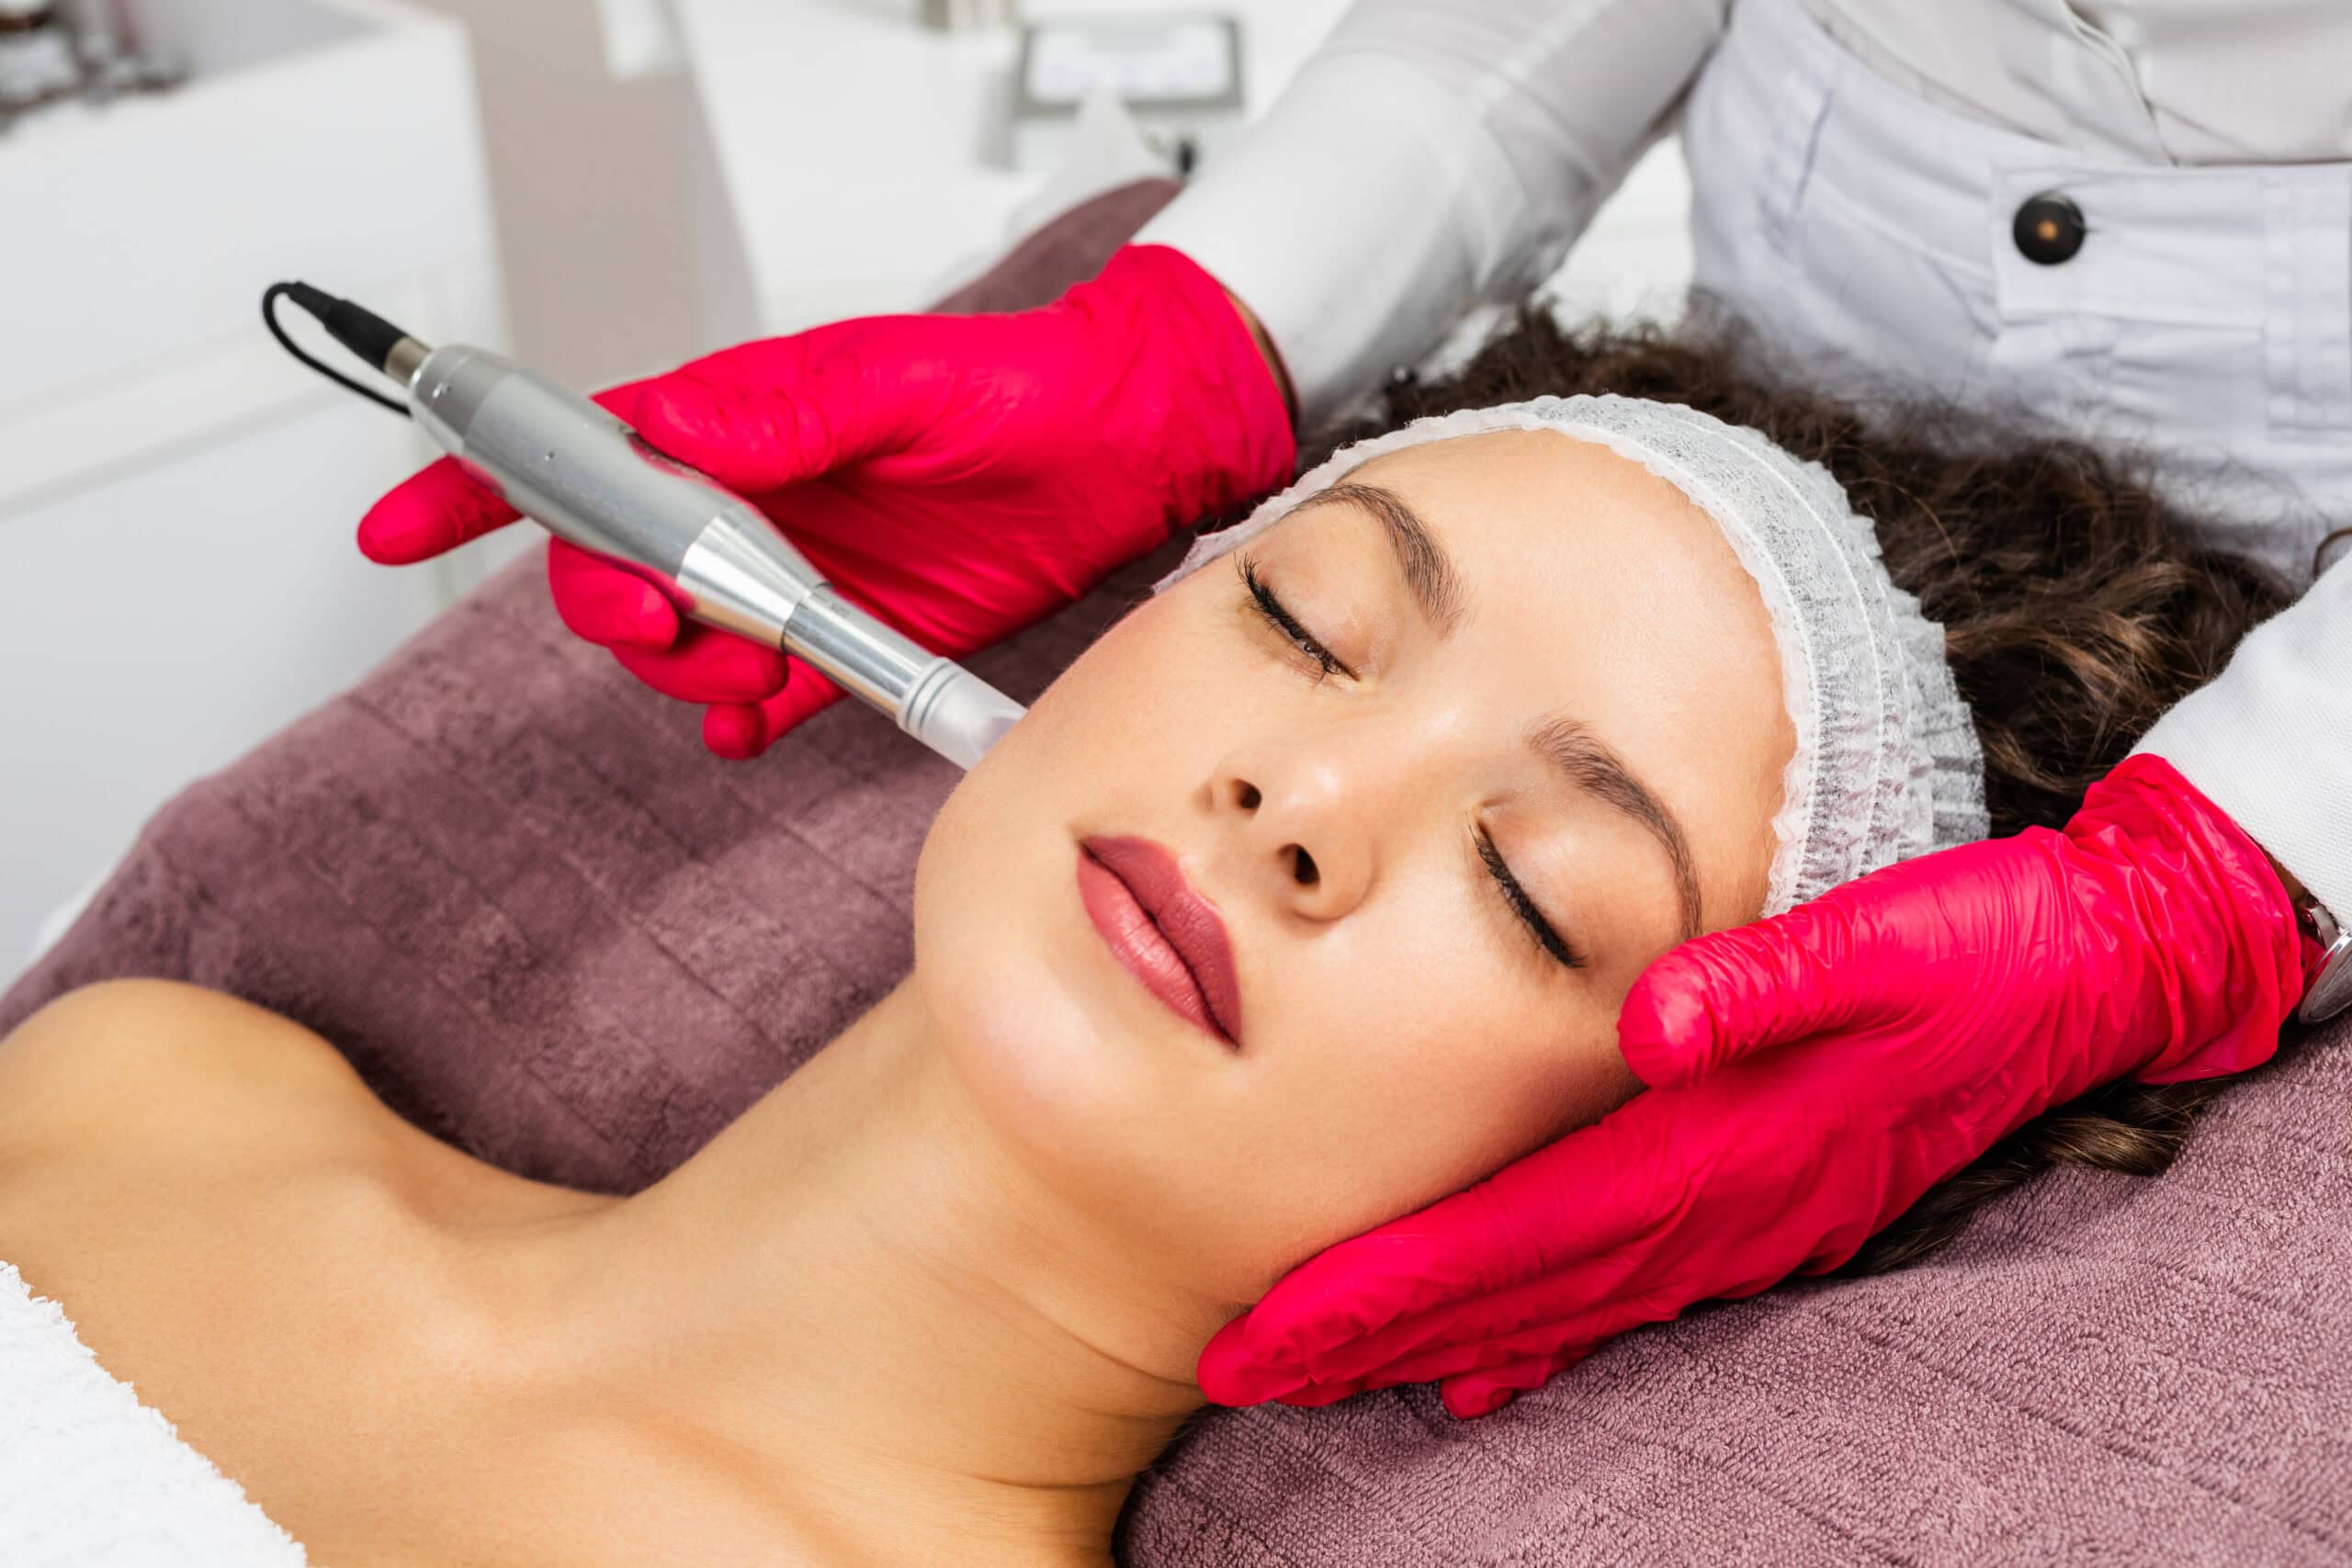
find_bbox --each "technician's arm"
[2133,555,2352,922]
[1141,0,1733,425]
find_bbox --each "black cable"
[262,282,411,419]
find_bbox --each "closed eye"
[1238,555,1352,681]
[1233,553,1578,971]
[1475,826,1587,971]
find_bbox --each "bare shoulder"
[0,978,383,1164]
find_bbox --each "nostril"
[1234,781,1262,811]
[1291,846,1318,887]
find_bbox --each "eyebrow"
[1288,481,1467,635]
[1528,716,1703,941]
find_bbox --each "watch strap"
[2295,897,2352,1025]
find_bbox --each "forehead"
[1284,427,1791,928]
[1346,428,1705,568]
[1335,428,1763,671]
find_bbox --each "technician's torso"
[1158,0,2352,579]
[1693,0,2352,581]
[0,981,818,1566]
[1793,0,2352,165]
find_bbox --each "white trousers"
[1682,0,2352,585]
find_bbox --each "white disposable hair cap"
[1157,394,1990,916]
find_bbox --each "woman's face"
[913,430,1791,1307]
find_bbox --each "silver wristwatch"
[2294,894,2352,1025]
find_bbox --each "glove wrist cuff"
[1072,244,1298,538]
[2085,754,2306,1083]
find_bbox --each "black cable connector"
[262,281,418,418]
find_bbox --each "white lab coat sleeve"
[2133,557,2352,920]
[1136,0,1732,425]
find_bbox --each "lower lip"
[1075,848,1234,1047]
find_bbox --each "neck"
[570,982,1227,1566]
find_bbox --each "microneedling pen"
[264,282,1027,771]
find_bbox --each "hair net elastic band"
[1158,394,1990,915]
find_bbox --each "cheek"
[908,588,1285,1296]
[1217,879,1642,1296]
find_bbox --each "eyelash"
[1476,828,1589,972]
[1476,827,1589,973]
[1233,554,1586,974]
[1238,555,1351,681]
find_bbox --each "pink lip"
[1076,835,1243,1048]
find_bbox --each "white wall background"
[398,0,730,387]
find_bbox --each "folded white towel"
[0,1262,305,1565]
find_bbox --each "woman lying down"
[0,314,2305,1566]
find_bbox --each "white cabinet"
[0,0,513,975]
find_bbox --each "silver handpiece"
[392,340,1026,770]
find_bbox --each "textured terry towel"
[5,176,2351,1565]
[0,1264,304,1565]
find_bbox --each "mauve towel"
[6,178,2348,1565]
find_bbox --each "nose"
[1209,750,1375,921]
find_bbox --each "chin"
[911,778,1237,1275]
[914,768,1127,1172]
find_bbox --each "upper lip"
[1080,835,1244,1045]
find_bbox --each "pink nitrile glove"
[356,244,1295,758]
[1198,753,2307,1419]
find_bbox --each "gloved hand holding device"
[1198,753,2309,1418]
[356,244,1295,758]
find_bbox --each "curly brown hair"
[1310,308,2295,1276]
